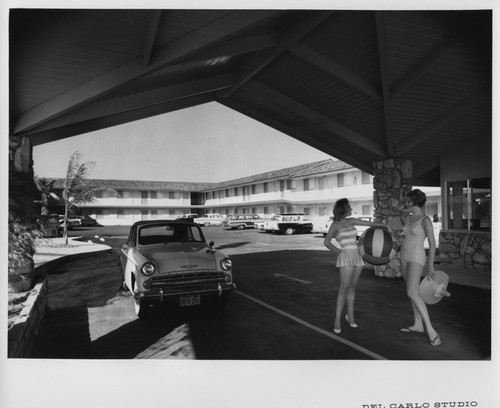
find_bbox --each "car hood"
[139,244,217,273]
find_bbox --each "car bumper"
[135,282,237,302]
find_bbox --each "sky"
[33,102,334,183]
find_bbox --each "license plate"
[179,294,200,307]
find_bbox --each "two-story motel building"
[50,159,441,226]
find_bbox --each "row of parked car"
[37,214,98,237]
[177,212,316,235]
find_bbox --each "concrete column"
[372,159,412,278]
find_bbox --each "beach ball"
[358,227,398,265]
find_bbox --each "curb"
[8,244,113,358]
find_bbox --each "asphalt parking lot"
[30,224,491,360]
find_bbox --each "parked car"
[75,215,98,226]
[194,213,223,227]
[120,219,235,318]
[318,216,373,237]
[264,213,314,235]
[37,215,61,237]
[58,215,81,230]
[176,213,199,220]
[222,214,264,230]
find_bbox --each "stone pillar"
[372,159,412,278]
[9,135,39,222]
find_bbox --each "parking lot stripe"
[235,290,387,360]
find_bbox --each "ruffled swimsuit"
[335,223,365,267]
[401,215,427,267]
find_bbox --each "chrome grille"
[145,270,227,289]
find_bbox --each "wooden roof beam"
[395,85,491,156]
[375,12,395,157]
[244,80,387,158]
[390,33,463,100]
[184,33,279,62]
[28,74,234,133]
[221,11,332,98]
[289,43,382,103]
[142,10,162,67]
[26,93,215,146]
[13,10,282,135]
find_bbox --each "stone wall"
[439,231,491,271]
[9,135,40,221]
[8,276,48,358]
[372,159,412,278]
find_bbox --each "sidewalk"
[33,237,113,274]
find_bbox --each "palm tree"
[62,151,116,244]
[34,176,57,216]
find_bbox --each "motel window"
[150,191,157,199]
[286,180,292,190]
[362,205,371,216]
[263,207,269,214]
[264,183,269,193]
[234,187,239,196]
[337,173,344,187]
[303,179,310,191]
[446,177,491,231]
[303,208,311,215]
[116,190,123,198]
[251,184,256,194]
[95,209,104,219]
[362,172,371,184]
[169,192,176,199]
[280,180,285,191]
[151,210,158,218]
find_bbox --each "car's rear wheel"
[284,227,295,235]
[237,225,245,230]
[133,280,152,319]
[204,222,210,227]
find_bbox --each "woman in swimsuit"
[324,198,390,334]
[400,189,441,347]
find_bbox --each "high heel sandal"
[430,333,441,347]
[345,315,358,328]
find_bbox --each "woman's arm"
[323,221,340,253]
[350,218,391,232]
[422,216,436,278]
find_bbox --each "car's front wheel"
[237,224,245,230]
[284,227,295,235]
[204,222,210,227]
[134,280,152,319]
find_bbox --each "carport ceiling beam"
[30,75,234,133]
[245,80,387,158]
[13,10,282,135]
[27,93,215,146]
[142,10,162,67]
[390,33,463,100]
[375,12,396,157]
[395,84,491,156]
[184,33,280,62]
[289,43,383,103]
[219,98,372,174]
[221,11,332,98]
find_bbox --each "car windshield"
[138,224,204,245]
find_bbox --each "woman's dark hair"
[333,198,350,221]
[407,189,427,208]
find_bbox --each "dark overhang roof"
[10,9,492,186]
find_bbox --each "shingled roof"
[47,159,352,192]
